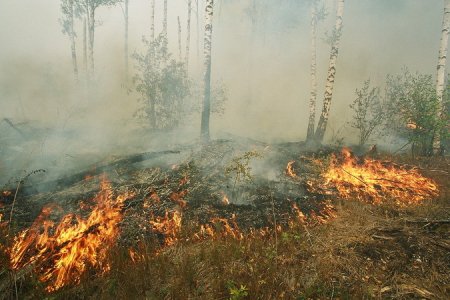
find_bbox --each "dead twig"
[340,167,369,186]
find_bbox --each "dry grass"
[1,154,449,300]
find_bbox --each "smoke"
[0,0,446,184]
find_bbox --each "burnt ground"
[0,139,449,299]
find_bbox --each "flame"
[9,178,134,292]
[149,210,182,247]
[221,192,230,205]
[319,148,439,205]
[196,215,243,240]
[286,161,297,178]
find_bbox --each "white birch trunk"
[177,16,182,61]
[201,0,214,142]
[150,0,155,41]
[124,0,129,79]
[83,17,87,75]
[68,0,78,82]
[306,2,318,140]
[434,0,450,153]
[163,0,168,51]
[185,0,192,70]
[87,6,95,75]
[196,0,200,61]
[314,0,344,142]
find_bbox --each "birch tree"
[163,0,168,50]
[434,0,450,153]
[60,0,79,81]
[150,0,155,41]
[201,0,214,142]
[306,0,326,141]
[314,0,344,142]
[185,0,192,70]
[177,16,182,61]
[124,0,129,79]
[79,0,121,75]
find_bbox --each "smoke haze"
[0,0,446,183]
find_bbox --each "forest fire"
[9,178,134,292]
[318,148,439,205]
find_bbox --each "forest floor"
[0,139,449,299]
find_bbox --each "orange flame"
[149,210,182,247]
[286,161,297,178]
[9,178,134,292]
[319,148,439,205]
[196,215,243,240]
[221,192,230,205]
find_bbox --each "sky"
[0,0,446,146]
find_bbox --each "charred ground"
[0,139,449,299]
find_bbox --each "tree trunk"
[163,0,168,51]
[314,0,345,142]
[185,0,192,70]
[177,16,182,61]
[87,6,95,75]
[306,2,318,140]
[83,17,88,76]
[434,0,450,154]
[150,0,155,41]
[124,0,129,80]
[68,0,78,82]
[196,0,200,61]
[201,0,214,142]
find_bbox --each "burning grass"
[0,142,447,299]
[8,178,134,292]
[310,148,439,206]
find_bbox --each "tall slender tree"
[83,17,88,74]
[163,0,168,50]
[201,0,214,142]
[306,1,326,141]
[434,0,450,153]
[177,16,182,61]
[150,0,155,41]
[185,0,192,70]
[79,0,121,75]
[314,0,345,142]
[60,0,79,82]
[124,0,129,79]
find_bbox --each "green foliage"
[348,79,384,146]
[133,34,190,130]
[225,151,262,187]
[226,281,249,300]
[385,69,444,156]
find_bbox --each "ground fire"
[8,178,134,292]
[313,148,439,205]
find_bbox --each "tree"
[60,0,79,81]
[133,35,189,130]
[201,0,214,142]
[385,69,442,156]
[124,0,129,79]
[79,0,122,75]
[150,0,155,42]
[185,0,192,70]
[348,80,384,146]
[163,0,168,50]
[433,0,450,154]
[306,0,326,141]
[177,16,182,61]
[314,0,345,142]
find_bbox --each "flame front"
[9,178,133,292]
[320,148,439,205]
